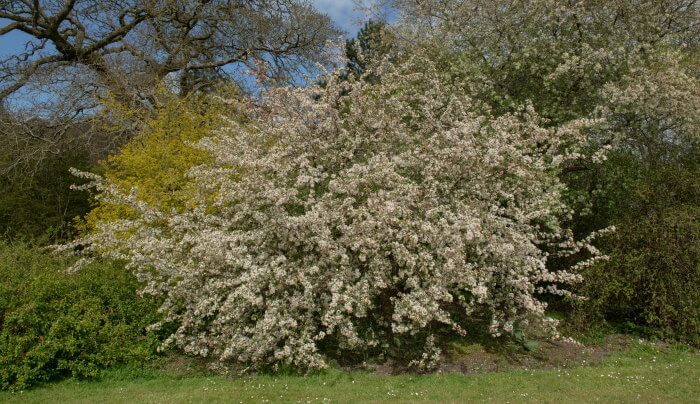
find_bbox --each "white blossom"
[58,51,608,370]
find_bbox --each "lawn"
[2,342,698,403]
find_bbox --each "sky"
[0,28,28,58]
[312,0,375,35]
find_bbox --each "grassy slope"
[1,344,698,403]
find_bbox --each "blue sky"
[0,28,29,58]
[312,0,372,35]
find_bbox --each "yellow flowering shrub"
[82,87,246,231]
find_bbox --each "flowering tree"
[390,0,698,122]
[382,0,699,340]
[61,51,609,370]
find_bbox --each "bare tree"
[0,0,340,104]
[0,0,340,179]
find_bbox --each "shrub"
[573,153,700,344]
[0,242,161,391]
[81,87,245,232]
[64,53,608,371]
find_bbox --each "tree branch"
[0,54,64,101]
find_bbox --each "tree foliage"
[0,127,93,242]
[345,20,397,80]
[575,152,700,344]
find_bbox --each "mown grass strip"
[2,347,698,403]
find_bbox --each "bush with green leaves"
[571,151,700,344]
[0,242,162,391]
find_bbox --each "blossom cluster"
[61,52,608,370]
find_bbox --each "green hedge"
[0,242,162,391]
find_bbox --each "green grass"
[1,343,698,403]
